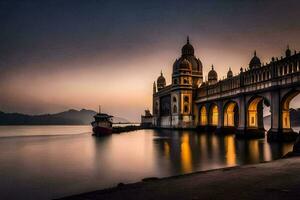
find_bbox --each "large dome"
[181,37,194,55]
[249,51,261,69]
[172,37,203,79]
[173,56,202,73]
[179,59,192,71]
[208,65,218,81]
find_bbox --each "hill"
[0,109,129,125]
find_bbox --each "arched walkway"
[199,105,208,126]
[247,96,270,129]
[209,104,219,126]
[281,90,300,129]
[224,101,239,127]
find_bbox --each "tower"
[153,81,156,94]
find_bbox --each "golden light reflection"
[181,133,192,173]
[164,141,170,159]
[225,135,236,165]
[248,140,259,163]
[263,143,271,161]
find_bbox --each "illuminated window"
[200,106,207,125]
[210,104,218,126]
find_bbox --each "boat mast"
[99,105,101,114]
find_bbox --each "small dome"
[227,67,233,78]
[208,65,218,81]
[157,71,166,90]
[181,36,194,56]
[179,59,192,71]
[249,51,261,69]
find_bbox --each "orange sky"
[1,1,300,121]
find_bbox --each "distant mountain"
[264,108,300,126]
[0,109,129,125]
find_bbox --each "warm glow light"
[247,97,263,128]
[164,141,170,159]
[224,102,236,127]
[225,135,236,166]
[200,106,208,125]
[181,133,192,173]
[210,104,219,126]
[248,140,259,163]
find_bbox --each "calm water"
[0,126,297,200]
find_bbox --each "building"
[152,38,300,140]
[152,37,204,128]
[141,109,153,127]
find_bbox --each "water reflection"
[153,129,294,173]
[0,127,295,199]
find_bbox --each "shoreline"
[59,155,300,200]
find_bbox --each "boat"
[91,106,113,136]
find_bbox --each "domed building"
[249,51,261,69]
[208,65,218,85]
[152,37,203,128]
[172,37,203,87]
[151,40,299,131]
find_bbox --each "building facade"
[152,38,300,141]
[153,37,204,128]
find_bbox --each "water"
[0,126,297,200]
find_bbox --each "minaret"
[153,81,156,94]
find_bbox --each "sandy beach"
[60,155,300,200]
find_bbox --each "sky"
[0,0,300,121]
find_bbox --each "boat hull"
[92,126,112,136]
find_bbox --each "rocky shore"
[60,154,300,200]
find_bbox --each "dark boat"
[91,107,113,136]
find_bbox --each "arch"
[223,101,239,127]
[173,96,177,102]
[281,90,300,129]
[199,105,208,125]
[247,96,270,128]
[209,103,219,126]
